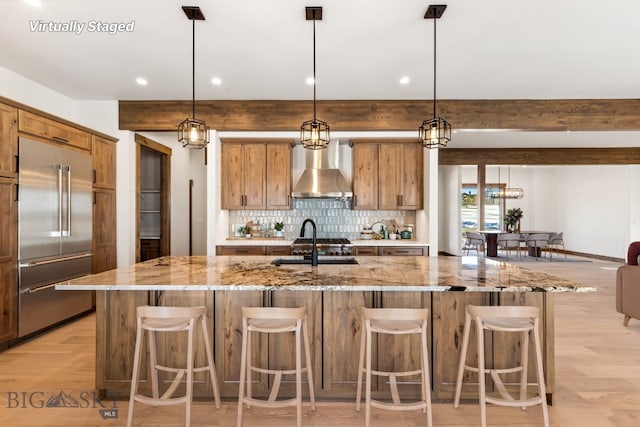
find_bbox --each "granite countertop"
[216,239,429,247]
[57,256,594,293]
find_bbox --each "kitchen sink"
[271,257,359,266]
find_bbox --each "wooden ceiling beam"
[119,99,640,132]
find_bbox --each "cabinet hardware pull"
[93,169,97,184]
[15,155,19,173]
[15,183,19,201]
[94,191,96,205]
[52,136,69,143]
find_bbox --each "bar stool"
[237,306,316,427]
[355,308,432,427]
[127,305,221,427]
[453,305,549,427]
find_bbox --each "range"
[291,238,353,257]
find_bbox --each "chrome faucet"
[300,218,318,266]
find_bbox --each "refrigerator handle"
[66,165,72,236]
[57,164,63,237]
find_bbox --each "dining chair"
[463,232,486,256]
[496,233,522,259]
[549,232,566,260]
[526,233,550,261]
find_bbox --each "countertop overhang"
[56,256,595,293]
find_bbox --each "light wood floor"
[1,256,639,426]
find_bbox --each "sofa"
[616,242,640,326]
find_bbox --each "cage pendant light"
[178,6,210,149]
[300,6,330,150]
[419,4,451,149]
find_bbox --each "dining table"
[480,230,555,258]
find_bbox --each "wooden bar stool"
[127,305,221,427]
[355,308,432,427]
[237,306,316,427]
[453,305,549,427]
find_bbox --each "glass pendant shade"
[178,117,210,149]
[300,119,330,150]
[419,116,451,148]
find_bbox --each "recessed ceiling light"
[211,77,222,86]
[24,0,42,7]
[399,76,410,85]
[305,77,315,86]
[135,77,147,86]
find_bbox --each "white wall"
[438,166,462,255]
[0,66,76,120]
[445,164,639,259]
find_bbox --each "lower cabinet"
[96,290,149,397]
[95,290,553,402]
[354,246,429,256]
[0,177,17,344]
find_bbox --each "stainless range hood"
[292,140,353,199]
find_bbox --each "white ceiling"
[2,0,640,147]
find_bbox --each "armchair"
[616,242,640,326]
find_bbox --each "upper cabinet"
[352,143,378,210]
[18,110,91,151]
[352,141,423,210]
[266,143,291,209]
[221,141,291,210]
[92,135,116,190]
[0,103,18,179]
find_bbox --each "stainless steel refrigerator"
[17,136,93,338]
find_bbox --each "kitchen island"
[58,255,593,402]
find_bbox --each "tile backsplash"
[229,199,416,240]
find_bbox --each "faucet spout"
[300,218,318,267]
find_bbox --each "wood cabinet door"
[243,144,266,209]
[18,110,91,151]
[376,292,430,397]
[221,144,245,209]
[155,291,216,397]
[0,103,17,179]
[378,143,402,209]
[498,292,553,397]
[352,144,378,210]
[398,143,423,209]
[92,135,116,189]
[269,291,321,398]
[266,143,291,209]
[431,292,491,398]
[93,188,117,273]
[95,290,150,397]
[322,291,376,397]
[0,177,17,343]
[214,291,268,398]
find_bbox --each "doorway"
[135,134,171,262]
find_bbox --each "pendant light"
[419,4,451,149]
[178,6,209,149]
[489,166,524,199]
[300,6,330,150]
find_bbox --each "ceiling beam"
[438,147,640,165]
[119,99,640,132]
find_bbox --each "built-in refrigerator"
[17,136,93,338]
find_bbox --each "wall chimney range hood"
[292,140,353,199]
